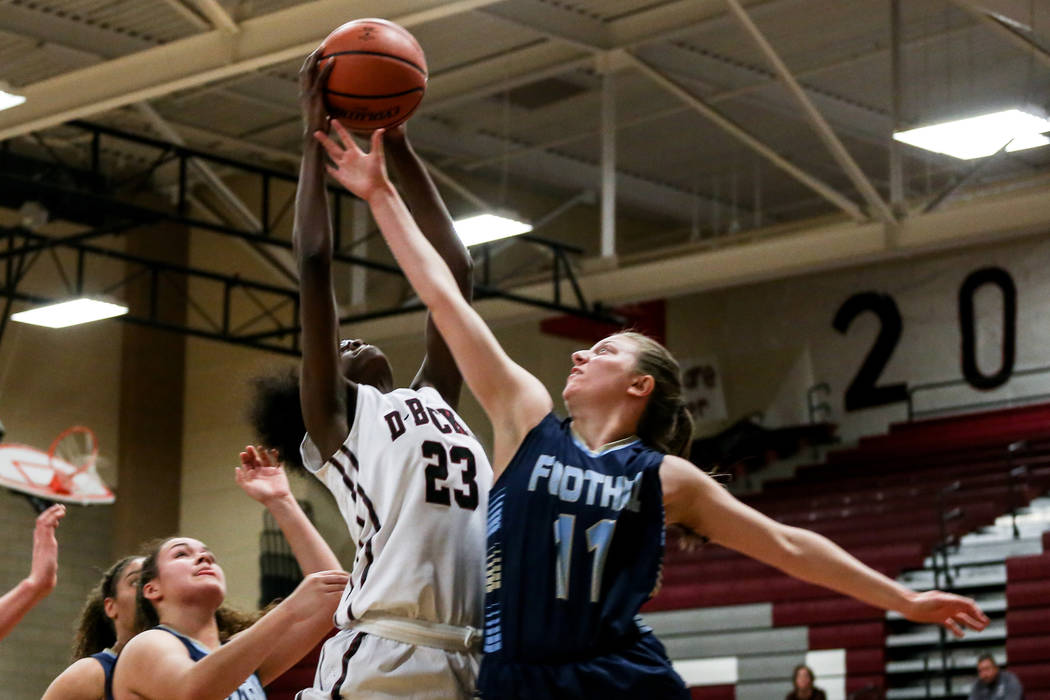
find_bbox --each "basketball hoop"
[0,425,113,506]
[47,426,99,495]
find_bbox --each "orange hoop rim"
[47,425,99,475]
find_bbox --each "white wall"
[668,233,1050,443]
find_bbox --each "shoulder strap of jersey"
[153,625,206,661]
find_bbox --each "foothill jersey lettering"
[483,413,665,663]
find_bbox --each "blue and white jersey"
[482,413,665,663]
[154,625,266,699]
[89,648,116,700]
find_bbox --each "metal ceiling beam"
[481,3,606,51]
[157,0,212,31]
[0,2,155,58]
[312,174,1050,345]
[428,0,788,112]
[194,0,241,34]
[0,10,298,285]
[724,0,896,226]
[951,1,1050,70]
[625,53,866,222]
[0,0,505,140]
[416,111,743,222]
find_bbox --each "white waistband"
[347,614,481,653]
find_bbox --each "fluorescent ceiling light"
[11,298,128,328]
[453,214,533,247]
[893,109,1050,160]
[1005,132,1050,152]
[0,90,26,112]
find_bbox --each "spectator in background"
[969,654,1023,700]
[0,503,65,641]
[787,664,827,700]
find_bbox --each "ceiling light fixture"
[0,89,26,113]
[453,213,533,247]
[11,298,129,328]
[893,109,1050,160]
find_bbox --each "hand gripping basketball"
[318,18,428,132]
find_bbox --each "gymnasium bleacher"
[643,403,1050,700]
[266,403,1050,700]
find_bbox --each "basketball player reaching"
[44,445,316,700]
[315,124,992,699]
[111,446,347,700]
[281,51,491,699]
[0,503,64,642]
[42,555,144,700]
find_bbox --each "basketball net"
[47,425,98,496]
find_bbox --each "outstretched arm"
[383,126,473,407]
[0,503,65,641]
[236,445,341,574]
[114,570,348,700]
[318,125,552,474]
[660,456,989,637]
[295,50,355,462]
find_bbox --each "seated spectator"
[786,664,827,700]
[969,653,1023,700]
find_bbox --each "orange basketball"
[320,18,427,132]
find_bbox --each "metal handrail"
[906,365,1050,421]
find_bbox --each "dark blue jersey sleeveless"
[479,413,687,699]
[90,649,116,700]
[152,626,266,699]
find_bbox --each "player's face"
[151,538,226,605]
[107,557,144,630]
[562,335,644,406]
[340,338,394,391]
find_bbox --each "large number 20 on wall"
[833,266,1017,412]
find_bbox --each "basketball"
[320,18,428,132]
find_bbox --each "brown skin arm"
[383,125,474,409]
[295,49,355,461]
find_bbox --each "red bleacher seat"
[1006,554,1050,582]
[773,597,883,627]
[1012,662,1050,691]
[1006,635,1050,663]
[690,685,735,700]
[846,647,886,674]
[846,675,885,694]
[808,621,885,649]
[1005,608,1050,637]
[1006,580,1050,608]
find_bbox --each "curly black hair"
[247,367,307,473]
